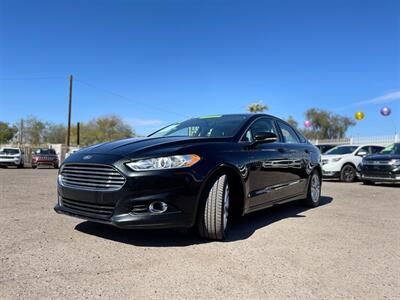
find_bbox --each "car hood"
[364,154,400,161]
[70,136,229,160]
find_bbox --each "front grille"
[61,197,115,219]
[364,160,390,166]
[60,163,126,191]
[363,172,392,179]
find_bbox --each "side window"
[371,146,383,154]
[357,146,370,155]
[278,122,300,144]
[294,130,307,143]
[242,118,277,143]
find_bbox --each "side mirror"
[253,132,278,144]
[357,150,368,157]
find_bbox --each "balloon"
[380,107,391,116]
[304,120,312,128]
[355,111,365,121]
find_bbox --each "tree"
[286,116,298,129]
[45,123,67,144]
[0,121,18,144]
[23,116,47,145]
[301,108,355,139]
[247,102,268,113]
[79,115,135,146]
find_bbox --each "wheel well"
[341,162,357,171]
[200,166,246,218]
[314,165,322,180]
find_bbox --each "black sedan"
[55,114,322,240]
[359,143,400,184]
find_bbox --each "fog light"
[149,201,168,214]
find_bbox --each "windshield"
[0,148,19,154]
[325,146,358,155]
[149,115,249,138]
[380,143,400,155]
[35,149,56,155]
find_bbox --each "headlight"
[126,154,201,171]
[390,159,400,166]
[332,157,342,162]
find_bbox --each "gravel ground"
[0,168,399,299]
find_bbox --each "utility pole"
[76,122,80,146]
[66,75,73,149]
[18,119,24,147]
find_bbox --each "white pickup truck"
[0,147,24,168]
[321,144,384,182]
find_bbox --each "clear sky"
[1,0,399,136]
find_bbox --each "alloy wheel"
[310,174,321,203]
[343,166,355,182]
[223,185,230,231]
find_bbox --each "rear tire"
[17,161,24,169]
[340,164,356,182]
[197,174,229,241]
[303,171,321,207]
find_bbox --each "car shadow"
[364,183,400,188]
[74,196,333,247]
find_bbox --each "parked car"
[55,114,322,240]
[32,148,59,169]
[316,144,336,154]
[359,143,400,185]
[321,144,384,182]
[0,147,24,168]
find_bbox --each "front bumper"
[322,161,342,177]
[54,165,204,229]
[0,158,21,166]
[360,166,400,182]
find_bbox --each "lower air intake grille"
[60,163,126,191]
[61,197,115,219]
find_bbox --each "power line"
[74,78,190,118]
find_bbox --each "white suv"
[321,144,384,182]
[0,147,24,168]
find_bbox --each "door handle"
[304,149,310,154]
[278,148,286,153]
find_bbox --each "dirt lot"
[0,169,399,299]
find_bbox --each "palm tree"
[247,102,268,113]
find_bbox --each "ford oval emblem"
[83,155,92,160]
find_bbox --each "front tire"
[303,171,321,207]
[340,164,356,182]
[197,174,230,241]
